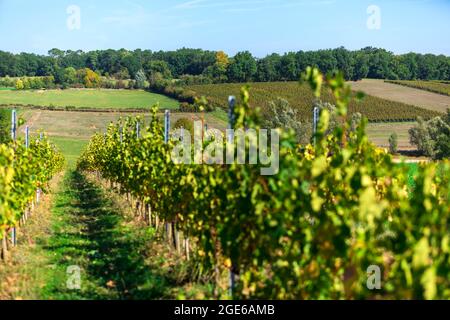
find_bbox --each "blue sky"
[0,0,449,57]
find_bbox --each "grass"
[209,108,228,124]
[186,81,441,122]
[366,122,415,150]
[17,109,227,141]
[0,174,63,300]
[44,170,213,299]
[50,137,89,168]
[41,170,156,299]
[17,108,417,151]
[0,169,213,299]
[0,89,179,110]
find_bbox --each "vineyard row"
[78,70,449,299]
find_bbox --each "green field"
[0,89,179,110]
[50,136,89,168]
[186,82,441,122]
[385,80,450,97]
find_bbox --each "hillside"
[185,81,441,122]
[349,79,450,113]
[0,89,179,110]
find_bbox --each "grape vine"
[0,135,65,247]
[78,68,449,299]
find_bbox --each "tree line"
[0,47,449,86]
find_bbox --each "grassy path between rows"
[0,169,211,300]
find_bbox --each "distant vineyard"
[186,82,441,122]
[385,80,450,97]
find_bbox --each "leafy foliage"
[226,51,257,82]
[1,47,448,85]
[0,108,10,144]
[134,69,148,89]
[409,111,450,159]
[264,98,311,144]
[0,136,65,237]
[79,68,449,300]
[389,133,398,154]
[173,117,195,138]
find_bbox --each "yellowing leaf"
[421,267,436,300]
[312,191,324,212]
[312,156,327,177]
[413,237,430,269]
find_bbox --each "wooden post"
[1,234,8,261]
[146,204,152,226]
[11,227,16,247]
[166,222,173,246]
[229,267,236,298]
[175,227,181,254]
[185,237,190,261]
[135,200,140,218]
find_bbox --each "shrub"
[0,76,15,87]
[173,117,195,139]
[115,80,126,89]
[101,79,116,89]
[127,80,136,90]
[149,79,201,106]
[135,69,147,89]
[83,68,101,88]
[71,83,84,89]
[409,110,450,159]
[389,132,398,154]
[178,74,213,85]
[264,98,312,144]
[179,102,194,112]
[15,79,24,90]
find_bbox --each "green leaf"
[421,267,436,300]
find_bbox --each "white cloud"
[175,0,208,9]
[174,0,336,12]
[101,3,212,31]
